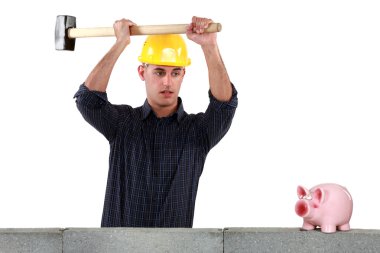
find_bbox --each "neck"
[152,104,178,118]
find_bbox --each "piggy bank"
[295,183,353,233]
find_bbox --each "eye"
[154,70,166,77]
[171,70,183,77]
[171,71,181,77]
[304,194,312,200]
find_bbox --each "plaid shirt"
[74,84,238,227]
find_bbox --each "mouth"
[160,90,174,97]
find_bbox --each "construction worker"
[74,16,238,227]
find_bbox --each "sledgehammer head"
[55,15,76,51]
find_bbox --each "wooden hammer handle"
[68,23,222,38]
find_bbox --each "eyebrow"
[152,67,183,71]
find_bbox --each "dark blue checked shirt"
[74,83,238,227]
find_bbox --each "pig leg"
[338,223,350,231]
[301,222,315,231]
[321,224,337,233]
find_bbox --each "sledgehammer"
[55,15,222,51]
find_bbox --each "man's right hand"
[113,18,136,48]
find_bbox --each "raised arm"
[186,16,233,101]
[85,19,136,92]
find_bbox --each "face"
[138,64,185,113]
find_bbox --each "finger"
[186,24,194,33]
[192,17,213,33]
[127,20,137,26]
[114,19,136,26]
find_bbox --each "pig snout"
[295,199,310,217]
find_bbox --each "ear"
[313,188,325,204]
[297,185,309,199]
[138,65,145,81]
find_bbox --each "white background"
[0,0,379,229]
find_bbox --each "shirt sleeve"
[73,84,127,142]
[198,83,238,153]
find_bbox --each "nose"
[162,74,172,87]
[295,199,310,217]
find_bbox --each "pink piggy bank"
[295,183,353,233]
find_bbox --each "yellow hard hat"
[138,34,191,67]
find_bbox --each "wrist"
[201,43,219,55]
[115,38,130,50]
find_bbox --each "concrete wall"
[0,228,63,253]
[64,228,222,253]
[1,227,380,252]
[224,228,380,253]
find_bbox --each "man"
[74,16,238,227]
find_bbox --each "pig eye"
[304,194,312,200]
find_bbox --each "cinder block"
[0,228,62,253]
[3,227,380,252]
[63,228,223,253]
[224,227,380,253]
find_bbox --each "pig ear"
[314,188,325,203]
[297,185,309,199]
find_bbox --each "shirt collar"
[142,97,185,122]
